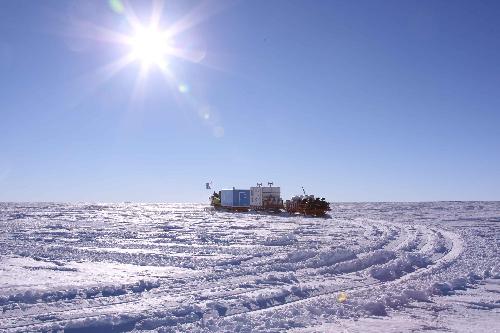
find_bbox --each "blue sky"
[1,0,499,202]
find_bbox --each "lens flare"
[178,83,189,93]
[108,0,124,14]
[213,126,224,138]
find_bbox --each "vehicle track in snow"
[182,223,463,322]
[0,213,456,329]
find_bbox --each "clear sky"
[1,0,499,202]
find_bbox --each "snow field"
[0,202,499,332]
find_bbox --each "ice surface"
[0,202,499,332]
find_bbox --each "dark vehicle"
[285,195,330,216]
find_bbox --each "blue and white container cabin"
[220,187,250,211]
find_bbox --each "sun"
[128,26,172,70]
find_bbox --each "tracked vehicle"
[285,195,330,216]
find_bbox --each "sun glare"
[68,0,227,137]
[129,26,171,69]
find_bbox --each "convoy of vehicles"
[209,183,330,216]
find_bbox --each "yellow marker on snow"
[337,292,348,303]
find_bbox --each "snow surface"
[0,202,499,332]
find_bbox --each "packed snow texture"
[0,202,499,332]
